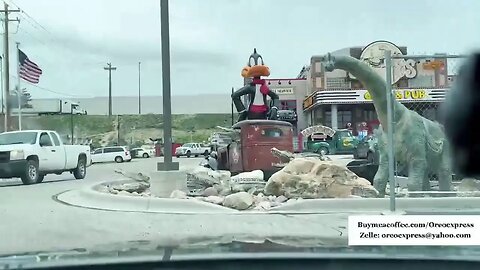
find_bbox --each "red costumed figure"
[231,49,279,122]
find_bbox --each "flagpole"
[16,42,21,131]
[0,56,3,115]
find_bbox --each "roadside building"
[302,40,454,135]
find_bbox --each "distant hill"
[20,114,235,148]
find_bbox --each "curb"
[55,180,480,215]
[56,181,238,214]
[269,197,480,214]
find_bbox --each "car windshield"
[1,0,480,266]
[0,132,37,145]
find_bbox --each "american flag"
[18,49,43,84]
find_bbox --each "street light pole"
[158,0,178,171]
[16,42,21,131]
[0,56,3,117]
[16,90,21,130]
[70,104,74,144]
[138,61,141,115]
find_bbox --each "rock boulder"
[265,157,379,199]
[223,192,254,210]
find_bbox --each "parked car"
[209,132,233,152]
[0,130,92,185]
[277,109,297,122]
[130,147,155,158]
[305,127,359,155]
[91,146,131,163]
[353,135,379,164]
[175,143,210,158]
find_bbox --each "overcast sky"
[5,0,480,99]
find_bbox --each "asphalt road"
[0,155,351,256]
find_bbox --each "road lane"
[0,156,349,255]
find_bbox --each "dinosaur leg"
[407,159,428,197]
[422,171,431,191]
[437,150,453,193]
[373,152,389,197]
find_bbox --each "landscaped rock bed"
[98,157,384,211]
[98,157,480,211]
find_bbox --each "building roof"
[232,120,293,129]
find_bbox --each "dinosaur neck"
[333,56,406,131]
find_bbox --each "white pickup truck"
[175,143,210,158]
[0,130,92,185]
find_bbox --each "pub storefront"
[303,88,446,135]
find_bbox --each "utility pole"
[16,42,21,130]
[103,63,116,116]
[1,3,20,131]
[70,104,74,144]
[138,62,141,114]
[0,56,3,117]
[116,115,120,145]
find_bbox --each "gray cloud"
[8,0,480,100]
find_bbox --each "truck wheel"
[21,159,41,185]
[318,147,329,156]
[176,155,180,158]
[37,174,45,183]
[73,157,87,179]
[142,153,149,158]
[115,156,124,163]
[186,151,191,158]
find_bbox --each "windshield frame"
[0,132,38,145]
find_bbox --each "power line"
[17,25,49,47]
[6,0,107,68]
[11,75,95,98]
[6,0,83,54]
[4,0,50,33]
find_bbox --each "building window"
[326,77,350,89]
[362,109,377,122]
[338,111,352,128]
[324,110,352,129]
[313,108,323,125]
[261,128,283,138]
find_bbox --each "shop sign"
[351,40,417,84]
[273,88,294,95]
[363,89,428,101]
[303,95,314,110]
[301,125,335,138]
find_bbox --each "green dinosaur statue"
[321,53,452,196]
